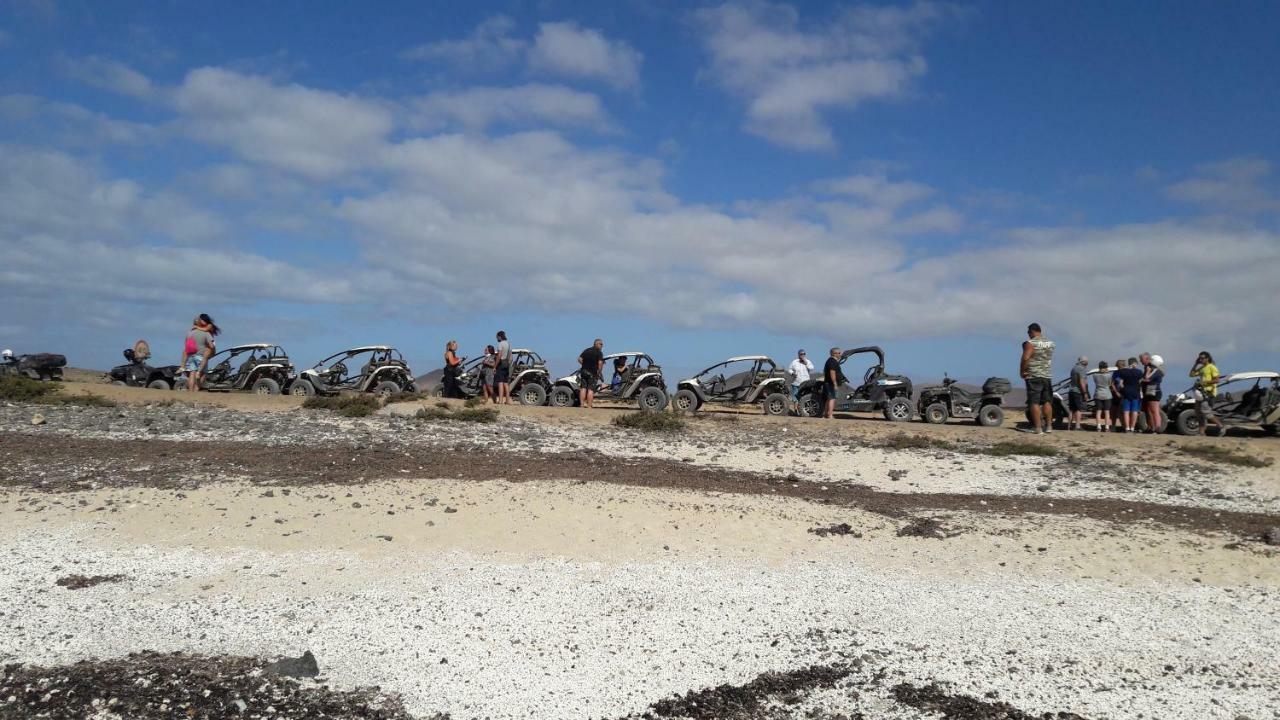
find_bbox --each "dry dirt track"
[2,382,1279,719]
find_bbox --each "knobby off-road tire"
[884,396,913,422]
[252,377,281,395]
[549,386,576,408]
[672,389,700,413]
[799,393,822,418]
[762,392,789,416]
[923,402,948,424]
[978,404,1004,427]
[1136,408,1167,433]
[1175,410,1201,436]
[637,386,668,414]
[147,379,171,391]
[374,381,401,397]
[518,383,547,406]
[289,380,315,397]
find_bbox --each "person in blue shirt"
[1113,357,1145,433]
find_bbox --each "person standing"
[442,340,462,399]
[1140,353,1165,433]
[481,344,497,403]
[1111,358,1128,430]
[494,331,512,405]
[181,314,220,393]
[577,338,604,409]
[1114,356,1144,432]
[1068,356,1089,430]
[822,347,845,419]
[1019,323,1055,433]
[1092,361,1113,432]
[788,349,814,412]
[1190,351,1224,436]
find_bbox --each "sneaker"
[1044,427,1053,434]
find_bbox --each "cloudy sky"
[2,0,1278,382]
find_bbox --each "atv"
[548,351,669,413]
[675,355,790,415]
[430,349,554,406]
[289,346,417,397]
[104,345,179,390]
[176,344,294,395]
[794,346,913,421]
[1163,371,1280,436]
[0,352,66,381]
[917,375,1010,427]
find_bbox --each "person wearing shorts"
[1019,323,1055,433]
[494,331,512,405]
[822,347,845,419]
[1190,351,1223,436]
[181,314,220,392]
[1092,361,1113,432]
[1114,357,1144,432]
[577,339,604,409]
[1067,356,1089,430]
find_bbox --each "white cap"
[1151,354,1164,367]
[1,349,11,358]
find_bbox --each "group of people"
[784,347,849,418]
[441,331,514,403]
[179,314,221,392]
[1022,323,1224,436]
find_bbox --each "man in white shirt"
[787,349,813,410]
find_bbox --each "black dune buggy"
[288,346,417,397]
[430,348,554,406]
[794,346,914,421]
[105,344,179,390]
[1,352,67,382]
[674,355,790,415]
[176,344,294,395]
[549,351,670,413]
[917,375,1010,427]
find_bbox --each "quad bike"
[549,351,669,413]
[1163,371,1280,436]
[289,346,417,397]
[0,350,66,381]
[675,355,790,415]
[430,349,554,406]
[104,342,178,389]
[175,344,294,395]
[793,346,914,421]
[917,375,1010,427]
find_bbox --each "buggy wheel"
[1174,410,1200,436]
[978,404,1004,427]
[431,385,445,398]
[147,379,171,391]
[405,382,420,394]
[517,383,547,406]
[374,381,401,397]
[672,389,700,413]
[288,380,315,397]
[762,392,789,416]
[798,392,822,418]
[1136,408,1166,433]
[884,397,913,422]
[549,386,576,408]
[637,386,668,413]
[923,402,948,424]
[252,377,281,395]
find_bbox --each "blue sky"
[2,0,1278,384]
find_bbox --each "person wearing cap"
[1,349,14,365]
[1068,356,1089,430]
[787,349,814,412]
[1140,353,1165,434]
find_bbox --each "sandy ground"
[2,382,1279,719]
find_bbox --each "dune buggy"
[1163,371,1280,436]
[1051,369,1165,432]
[430,348,554,405]
[104,344,178,390]
[794,346,914,421]
[1,352,66,382]
[917,375,1010,427]
[289,346,417,397]
[675,355,790,415]
[549,351,669,413]
[175,344,294,395]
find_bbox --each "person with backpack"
[180,314,219,392]
[494,330,512,405]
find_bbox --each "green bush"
[1180,444,1272,468]
[414,405,498,423]
[612,411,685,432]
[464,395,486,408]
[302,394,382,417]
[881,434,955,451]
[0,375,59,402]
[383,391,426,405]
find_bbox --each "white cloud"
[1165,157,1279,215]
[411,84,613,132]
[61,56,156,99]
[173,68,394,179]
[696,1,956,149]
[0,93,158,145]
[400,15,527,71]
[528,21,643,89]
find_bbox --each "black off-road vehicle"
[104,344,179,390]
[176,344,294,395]
[1163,371,1280,436]
[674,355,790,415]
[917,375,1010,427]
[430,349,554,406]
[1,351,66,381]
[549,351,669,413]
[289,346,417,397]
[794,346,914,421]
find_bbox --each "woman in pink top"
[181,314,220,392]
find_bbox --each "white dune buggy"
[549,351,669,413]
[674,355,790,415]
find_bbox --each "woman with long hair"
[442,340,462,399]
[181,313,220,392]
[481,344,497,402]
